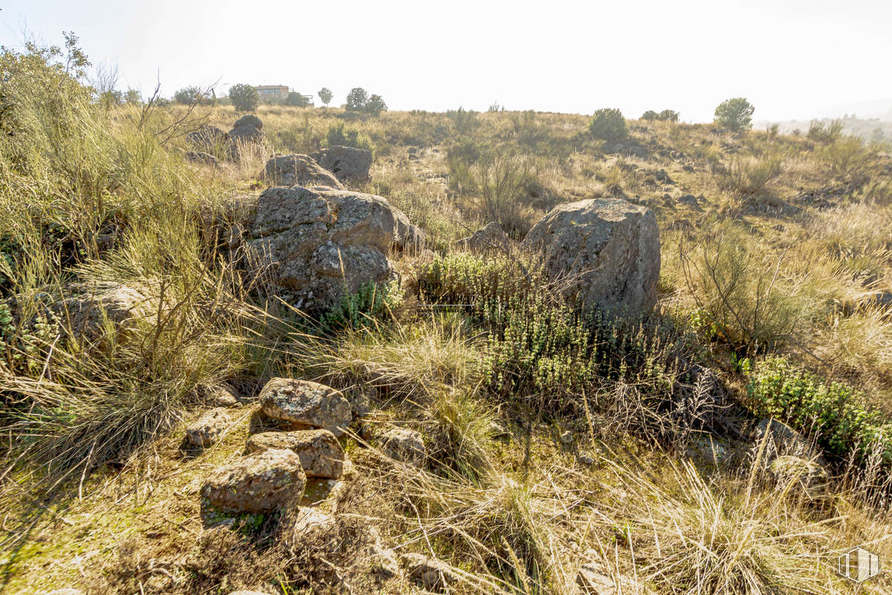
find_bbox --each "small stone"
[259,379,352,437]
[577,452,595,466]
[403,553,459,593]
[678,194,698,206]
[290,507,336,543]
[201,449,306,513]
[381,428,426,468]
[245,429,345,478]
[560,431,574,445]
[186,408,231,447]
[212,385,240,408]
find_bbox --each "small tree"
[346,87,369,111]
[641,110,659,120]
[364,94,387,116]
[229,83,258,112]
[318,87,333,106]
[173,86,203,105]
[658,109,679,122]
[124,89,141,105]
[284,91,309,107]
[714,98,755,132]
[589,108,627,141]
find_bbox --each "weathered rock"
[577,564,617,594]
[187,124,228,150]
[247,186,423,312]
[754,419,822,462]
[201,449,306,513]
[262,154,345,189]
[185,150,219,167]
[678,193,699,206]
[186,407,231,448]
[246,429,345,478]
[311,145,373,182]
[521,198,660,317]
[381,428,426,468]
[229,114,263,142]
[403,553,459,593]
[211,384,240,408]
[769,455,829,500]
[65,282,156,338]
[291,507,337,543]
[259,379,352,437]
[456,221,511,254]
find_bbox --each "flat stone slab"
[259,379,352,437]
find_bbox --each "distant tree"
[346,87,369,111]
[714,98,754,132]
[641,110,659,120]
[124,89,142,105]
[658,109,679,122]
[589,108,627,141]
[318,87,333,106]
[364,94,387,116]
[228,83,258,112]
[173,86,204,105]
[284,91,310,107]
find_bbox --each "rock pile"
[246,185,423,312]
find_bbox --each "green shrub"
[747,357,892,464]
[658,109,680,122]
[174,85,213,106]
[819,136,868,176]
[324,122,374,153]
[714,98,754,132]
[446,107,480,135]
[228,83,258,112]
[641,110,659,120]
[807,119,843,143]
[321,281,404,331]
[716,151,784,197]
[318,87,333,106]
[589,108,627,141]
[284,91,310,107]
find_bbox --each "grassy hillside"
[2,40,892,594]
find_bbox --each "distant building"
[254,85,290,100]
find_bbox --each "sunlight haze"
[2,0,891,122]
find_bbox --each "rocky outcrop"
[246,429,345,478]
[521,198,660,317]
[262,154,345,189]
[769,455,828,500]
[246,186,423,312]
[186,407,231,447]
[229,114,263,143]
[65,282,156,338]
[311,145,372,182]
[259,379,352,437]
[381,428,426,468]
[456,221,511,254]
[201,448,306,513]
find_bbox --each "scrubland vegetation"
[3,37,892,594]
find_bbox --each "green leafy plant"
[321,281,404,332]
[324,122,374,153]
[228,83,258,112]
[714,98,754,132]
[589,108,627,141]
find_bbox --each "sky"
[1,0,891,123]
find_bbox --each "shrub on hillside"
[714,97,754,132]
[345,87,387,116]
[228,83,259,112]
[642,109,679,122]
[325,122,374,153]
[284,91,310,107]
[589,108,627,141]
[747,357,892,465]
[807,119,843,143]
[318,87,333,106]
[820,136,868,176]
[716,151,784,197]
[173,85,213,106]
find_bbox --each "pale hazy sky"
[2,0,890,122]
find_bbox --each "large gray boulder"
[456,221,511,254]
[246,186,423,312]
[201,448,305,513]
[229,114,263,142]
[521,198,660,317]
[258,379,352,437]
[311,145,372,182]
[262,154,345,189]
